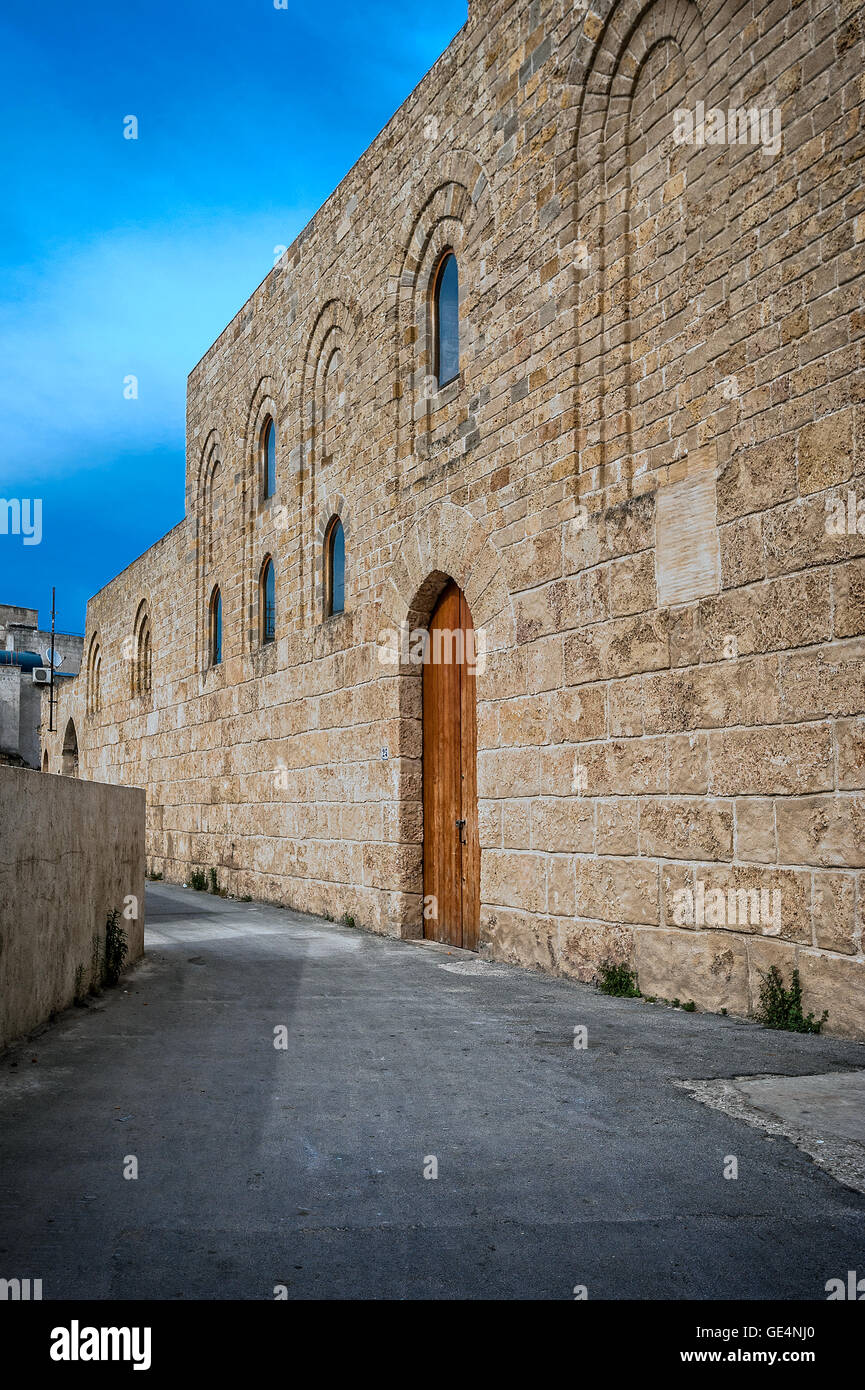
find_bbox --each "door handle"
[455,818,466,844]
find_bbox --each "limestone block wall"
[44,0,865,1036]
[0,766,145,1048]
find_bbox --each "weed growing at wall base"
[756,966,828,1034]
[103,909,128,987]
[597,960,641,998]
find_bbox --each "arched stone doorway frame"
[378,500,515,942]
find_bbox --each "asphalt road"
[1,882,864,1300]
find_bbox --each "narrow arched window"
[206,458,221,564]
[209,586,223,666]
[325,517,345,617]
[141,621,152,693]
[133,605,152,696]
[260,557,276,644]
[323,349,344,461]
[62,718,79,776]
[262,418,276,500]
[433,251,459,387]
[87,639,101,715]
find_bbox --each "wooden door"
[422,581,480,950]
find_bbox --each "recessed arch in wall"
[572,0,708,500]
[388,153,496,469]
[61,717,79,776]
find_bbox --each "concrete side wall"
[0,766,145,1048]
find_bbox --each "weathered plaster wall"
[0,767,145,1048]
[0,669,21,761]
[44,0,865,1035]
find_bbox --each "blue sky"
[0,0,467,634]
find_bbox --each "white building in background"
[0,604,82,769]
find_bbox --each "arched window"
[203,453,221,567]
[323,348,345,460]
[61,718,79,776]
[261,418,276,500]
[133,603,152,697]
[87,639,101,715]
[325,517,345,617]
[209,586,223,666]
[141,622,152,693]
[433,251,459,387]
[260,556,276,644]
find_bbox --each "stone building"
[45,0,865,1034]
[0,604,82,769]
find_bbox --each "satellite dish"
[43,649,65,669]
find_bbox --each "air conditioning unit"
[32,667,51,684]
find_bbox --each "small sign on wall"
[656,450,721,607]
[380,746,389,760]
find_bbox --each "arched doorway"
[422,580,479,950]
[61,718,79,777]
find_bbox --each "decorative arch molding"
[388,149,496,306]
[193,430,225,661]
[132,598,153,698]
[85,632,102,717]
[568,0,705,123]
[571,0,708,502]
[197,433,224,567]
[313,491,349,548]
[299,297,362,628]
[387,154,497,465]
[237,377,283,654]
[243,375,282,509]
[194,428,224,516]
[379,501,514,653]
[300,297,362,468]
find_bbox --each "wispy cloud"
[0,212,313,480]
